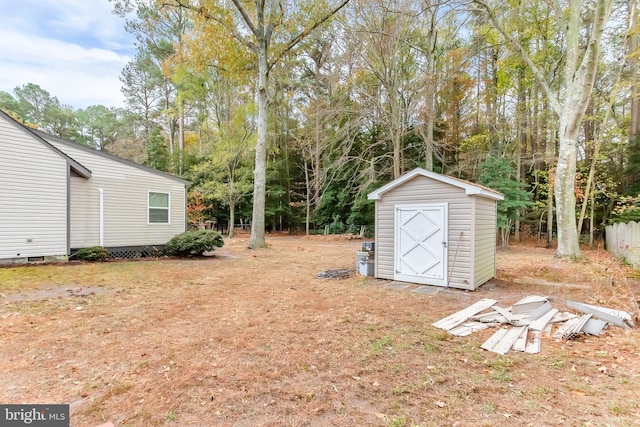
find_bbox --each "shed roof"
[367,168,504,201]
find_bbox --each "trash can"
[359,260,374,276]
[355,251,369,271]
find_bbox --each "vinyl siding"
[473,196,498,287]
[44,138,186,248]
[374,175,473,288]
[0,118,68,259]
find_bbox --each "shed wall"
[44,138,186,248]
[0,119,68,259]
[473,196,498,287]
[375,175,473,288]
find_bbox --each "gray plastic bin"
[355,251,369,271]
[359,260,374,276]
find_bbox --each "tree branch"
[231,0,260,38]
[264,0,281,44]
[169,0,257,51]
[269,0,351,71]
[573,0,614,113]
[472,0,562,115]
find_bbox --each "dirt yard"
[1,236,639,427]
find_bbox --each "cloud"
[8,0,133,51]
[0,29,131,108]
[0,0,135,108]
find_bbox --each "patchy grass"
[0,236,639,426]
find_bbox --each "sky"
[0,0,136,109]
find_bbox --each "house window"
[148,192,170,224]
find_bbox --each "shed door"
[394,204,448,286]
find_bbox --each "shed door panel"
[394,204,448,286]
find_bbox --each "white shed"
[367,168,504,290]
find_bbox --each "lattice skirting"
[71,245,165,260]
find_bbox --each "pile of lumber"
[432,296,635,355]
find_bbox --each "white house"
[0,111,189,263]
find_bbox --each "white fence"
[605,221,640,268]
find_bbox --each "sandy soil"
[0,236,638,426]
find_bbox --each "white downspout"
[99,188,104,247]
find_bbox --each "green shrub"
[609,195,640,224]
[75,246,109,261]
[164,230,224,257]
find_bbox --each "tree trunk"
[391,96,402,178]
[392,135,401,178]
[423,17,437,172]
[178,100,184,175]
[473,0,613,259]
[554,0,613,257]
[630,1,639,141]
[547,171,554,249]
[578,8,630,234]
[423,61,436,172]
[249,43,269,248]
[532,83,540,169]
[515,67,526,242]
[304,158,311,236]
[229,201,235,239]
[165,87,174,156]
[313,68,323,206]
[589,189,595,247]
[554,115,581,257]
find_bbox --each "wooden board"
[581,318,607,336]
[470,312,508,323]
[524,330,541,354]
[530,301,553,320]
[492,306,531,325]
[512,295,549,314]
[528,308,559,331]
[492,326,528,355]
[566,300,634,328]
[432,298,498,331]
[578,302,633,321]
[550,311,578,323]
[449,321,492,337]
[481,328,509,352]
[512,327,529,352]
[491,306,515,322]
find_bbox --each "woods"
[2,0,639,252]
